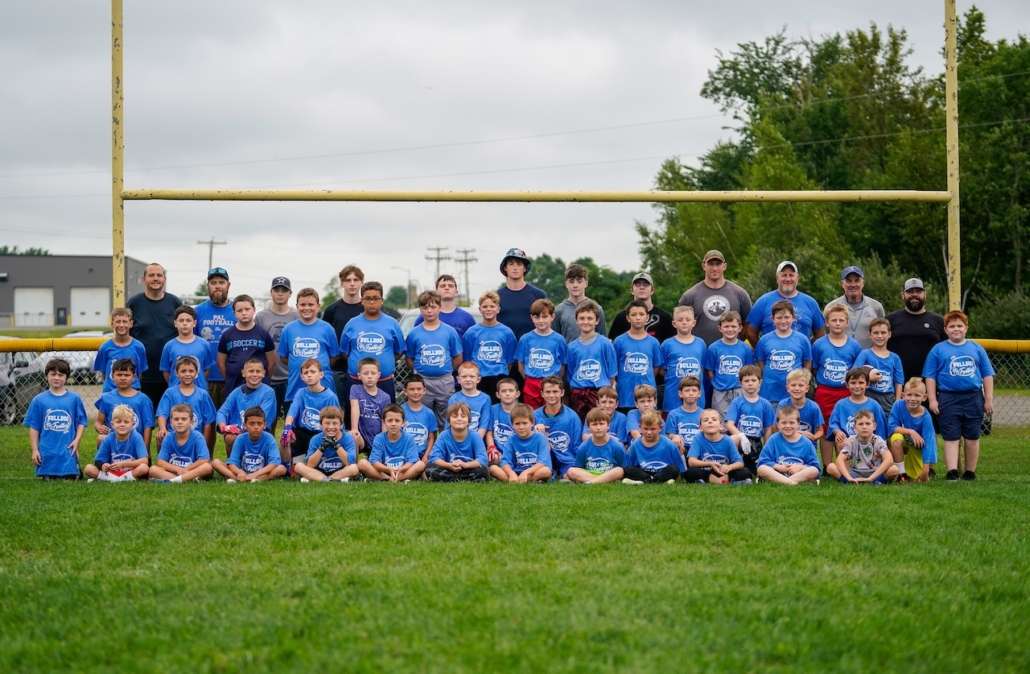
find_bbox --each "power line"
[197,237,227,271]
[454,248,478,304]
[425,246,451,281]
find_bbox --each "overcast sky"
[1,1,1024,302]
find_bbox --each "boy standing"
[811,304,860,463]
[613,299,664,410]
[348,358,390,452]
[413,275,477,337]
[402,375,438,463]
[778,369,824,445]
[338,281,406,402]
[405,290,463,425]
[218,358,278,456]
[515,298,566,409]
[828,368,889,463]
[85,405,150,482]
[755,406,822,485]
[448,361,492,438]
[149,404,213,482]
[277,288,340,407]
[685,409,751,484]
[25,358,87,479]
[664,376,703,454]
[553,263,607,341]
[888,378,938,482]
[724,365,776,474]
[212,407,287,482]
[94,359,155,450]
[703,311,754,418]
[564,301,617,418]
[155,357,217,449]
[217,294,275,396]
[194,267,236,406]
[660,306,707,412]
[93,307,148,392]
[160,305,216,390]
[462,290,517,402]
[293,406,360,482]
[427,403,490,481]
[827,409,896,484]
[488,403,553,483]
[532,376,583,479]
[255,276,299,425]
[754,300,812,403]
[567,408,626,484]
[358,405,425,481]
[486,377,519,465]
[854,318,905,417]
[622,410,685,484]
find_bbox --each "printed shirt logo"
[171,452,192,468]
[320,452,343,473]
[870,368,891,393]
[385,454,406,469]
[780,455,804,465]
[676,422,699,446]
[419,344,447,368]
[701,452,730,465]
[301,406,321,430]
[292,337,321,358]
[673,357,701,379]
[515,451,538,467]
[739,414,762,437]
[768,350,797,371]
[823,359,848,384]
[43,409,72,434]
[640,459,668,471]
[702,295,730,322]
[586,455,613,472]
[623,352,650,375]
[356,331,386,355]
[576,358,602,383]
[404,422,429,448]
[241,451,265,473]
[492,421,513,447]
[476,341,503,364]
[845,415,857,436]
[718,355,743,376]
[547,431,572,456]
[468,410,482,432]
[529,348,555,371]
[949,355,976,378]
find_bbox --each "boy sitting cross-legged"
[212,407,287,482]
[358,404,425,482]
[827,408,897,484]
[755,405,821,486]
[489,403,553,483]
[684,408,752,485]
[294,406,359,483]
[566,407,626,484]
[426,402,490,482]
[85,404,150,482]
[149,404,213,482]
[622,410,685,485]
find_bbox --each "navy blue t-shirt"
[497,283,547,339]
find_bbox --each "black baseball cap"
[270,276,291,290]
[207,267,229,280]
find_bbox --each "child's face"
[903,387,926,409]
[719,319,741,341]
[575,311,598,335]
[565,277,587,297]
[773,310,794,332]
[778,414,799,436]
[479,299,498,321]
[111,315,132,336]
[436,279,458,301]
[46,369,68,389]
[112,369,134,389]
[420,302,440,322]
[358,364,379,387]
[786,378,808,399]
[635,395,656,412]
[512,416,534,438]
[174,313,195,335]
[234,302,255,325]
[245,415,265,438]
[627,307,648,330]
[497,383,519,405]
[404,382,425,404]
[341,273,362,298]
[679,386,700,406]
[870,323,890,347]
[673,311,696,336]
[589,418,610,439]
[111,415,134,437]
[457,368,480,391]
[449,410,469,431]
[826,313,847,336]
[361,290,383,316]
[383,412,404,435]
[270,287,292,305]
[541,384,563,407]
[847,376,868,397]
[321,417,342,438]
[740,375,760,395]
[700,411,721,435]
[297,296,319,321]
[641,423,661,443]
[531,311,554,332]
[854,415,875,439]
[170,411,192,433]
[301,365,323,387]
[243,363,265,387]
[177,364,197,386]
[945,319,968,342]
[598,395,617,413]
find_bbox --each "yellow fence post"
[945,0,962,310]
[111,0,125,308]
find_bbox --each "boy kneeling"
[827,409,897,484]
[489,403,552,483]
[293,406,359,482]
[358,404,426,482]
[212,406,287,482]
[85,404,150,482]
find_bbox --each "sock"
[895,461,905,475]
[170,475,183,483]
[98,472,113,482]
[123,473,136,481]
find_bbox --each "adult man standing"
[256,276,297,426]
[887,278,946,382]
[127,263,180,409]
[322,265,365,407]
[414,274,477,337]
[824,265,885,349]
[194,267,235,408]
[746,261,825,344]
[677,250,753,345]
[497,247,547,340]
[608,273,676,342]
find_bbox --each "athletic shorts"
[522,377,544,408]
[939,390,985,441]
[814,385,850,431]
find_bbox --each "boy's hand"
[449,461,462,472]
[101,462,112,472]
[487,446,500,463]
[31,448,41,465]
[95,422,110,434]
[910,431,924,448]
[156,427,167,442]
[68,439,79,454]
[223,424,242,436]
[533,423,546,433]
[868,369,882,382]
[834,431,847,447]
[280,427,295,449]
[984,396,993,415]
[928,400,940,415]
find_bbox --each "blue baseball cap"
[207,267,229,280]
[840,265,864,280]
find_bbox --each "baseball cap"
[703,250,725,263]
[904,277,924,291]
[499,247,532,275]
[207,267,229,280]
[840,265,864,280]
[776,260,798,274]
[270,276,291,290]
[631,272,654,285]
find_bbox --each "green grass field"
[1,426,1027,673]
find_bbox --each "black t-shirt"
[127,292,181,384]
[608,305,677,343]
[887,310,946,381]
[321,299,364,372]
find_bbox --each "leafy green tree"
[321,275,339,310]
[385,285,408,310]
[0,245,49,255]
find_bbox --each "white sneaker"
[87,478,96,483]
[337,477,350,483]
[621,477,644,485]
[97,472,114,482]
[170,475,183,483]
[123,473,136,481]
[664,479,676,485]
[225,478,236,484]
[300,477,310,483]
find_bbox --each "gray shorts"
[866,390,895,418]
[711,388,742,418]
[421,373,455,428]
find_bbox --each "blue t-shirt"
[828,397,888,439]
[157,430,210,468]
[285,386,339,432]
[350,386,391,448]
[497,283,547,340]
[726,396,776,439]
[921,340,995,392]
[704,339,754,391]
[778,398,825,435]
[160,337,216,389]
[515,330,566,379]
[156,386,217,430]
[93,338,148,392]
[95,390,155,436]
[887,400,938,464]
[688,434,743,465]
[811,336,862,388]
[24,390,88,477]
[462,323,517,377]
[663,407,702,450]
[217,324,274,393]
[660,336,707,411]
[194,301,236,383]
[501,432,553,474]
[489,404,514,451]
[414,307,477,337]
[757,433,821,469]
[855,349,905,395]
[402,403,438,454]
[219,384,279,429]
[447,391,492,433]
[276,319,340,401]
[589,410,631,446]
[339,313,406,378]
[430,429,488,464]
[95,431,149,465]
[755,330,812,402]
[613,332,664,408]
[533,405,583,471]
[369,431,420,468]
[227,431,282,473]
[626,436,686,472]
[747,291,826,339]
[565,335,617,389]
[306,431,358,472]
[575,437,626,472]
[405,323,463,377]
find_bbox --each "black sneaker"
[945,469,960,481]
[961,470,977,481]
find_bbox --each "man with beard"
[887,278,946,381]
[746,261,825,345]
[677,250,752,345]
[194,267,235,408]
[825,265,885,349]
[127,263,180,409]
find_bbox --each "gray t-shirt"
[840,434,889,477]
[256,306,300,382]
[677,281,753,345]
[553,297,607,342]
[826,295,885,349]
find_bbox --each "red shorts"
[814,385,850,432]
[522,377,544,408]
[569,388,599,420]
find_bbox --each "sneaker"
[945,469,960,481]
[87,478,96,483]
[337,477,350,483]
[299,477,310,483]
[961,470,977,481]
[732,478,753,485]
[664,479,676,485]
[226,478,237,484]
[621,477,644,485]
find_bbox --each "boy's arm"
[349,399,361,434]
[924,377,939,414]
[71,425,85,453]
[142,427,152,448]
[983,375,994,414]
[94,410,109,434]
[724,420,741,436]
[216,352,227,378]
[266,351,278,373]
[836,452,856,482]
[517,361,526,377]
[451,354,462,370]
[29,428,41,465]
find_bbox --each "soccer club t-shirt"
[660,336,707,411]
[95,431,149,465]
[160,338,216,389]
[462,323,517,377]
[286,387,340,432]
[93,339,148,392]
[217,324,275,393]
[663,407,702,450]
[726,396,776,439]
[489,404,515,452]
[575,437,626,473]
[306,432,358,472]
[501,432,553,474]
[277,319,340,400]
[194,301,236,383]
[755,331,812,402]
[565,335,618,389]
[747,291,826,339]
[703,339,754,391]
[828,397,888,439]
[24,390,88,477]
[218,384,279,429]
[533,405,583,470]
[777,398,824,436]
[855,349,905,395]
[156,386,217,430]
[447,391,492,433]
[613,333,664,408]
[626,436,686,472]
[405,323,463,377]
[339,313,406,378]
[402,403,438,455]
[227,431,281,473]
[922,340,995,392]
[369,432,420,468]
[811,336,862,389]
[429,429,489,464]
[757,433,820,470]
[158,430,210,468]
[688,434,742,466]
[515,330,566,379]
[95,391,155,436]
[887,401,938,464]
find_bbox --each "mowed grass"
[1,426,1028,673]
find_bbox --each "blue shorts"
[939,390,984,441]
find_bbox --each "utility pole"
[425,246,451,282]
[197,237,227,271]
[454,248,478,305]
